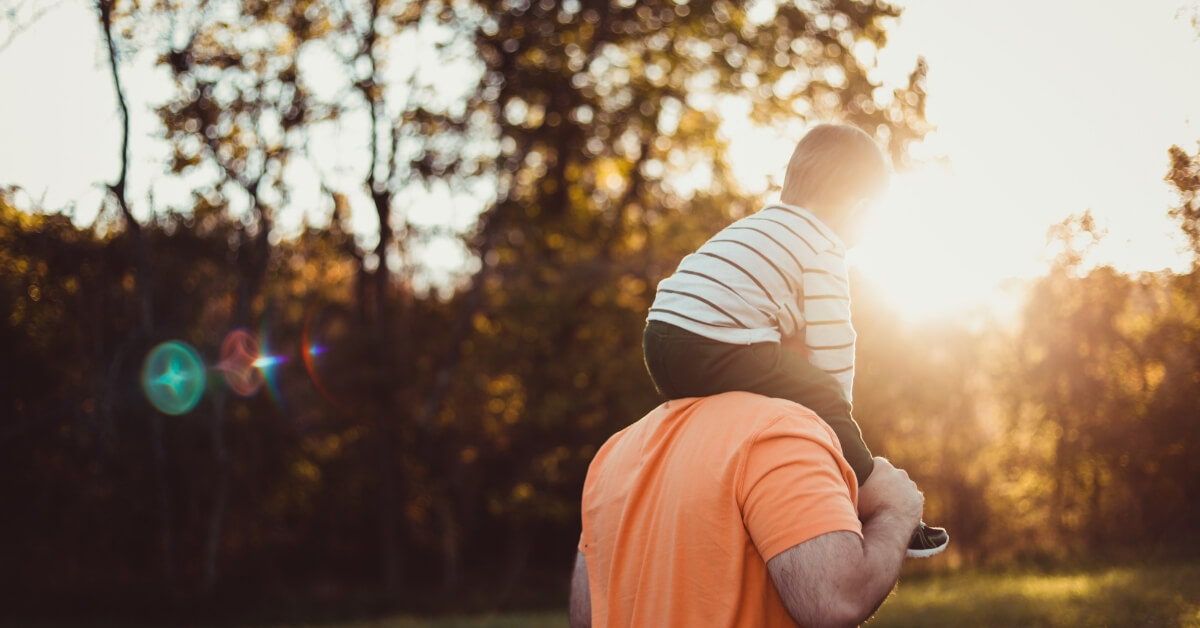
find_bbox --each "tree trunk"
[497,523,530,606]
[99,0,174,590]
[437,491,461,595]
[376,432,400,592]
[202,389,230,592]
[149,412,176,588]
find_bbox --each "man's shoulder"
[639,392,815,421]
[690,391,828,428]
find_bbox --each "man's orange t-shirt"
[579,391,863,627]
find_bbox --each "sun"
[848,167,1013,322]
[718,112,1030,323]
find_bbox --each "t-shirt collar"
[769,201,846,252]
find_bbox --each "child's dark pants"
[643,320,875,486]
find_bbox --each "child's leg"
[643,321,874,484]
[642,321,679,398]
[771,348,875,485]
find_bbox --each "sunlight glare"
[722,112,1031,322]
[849,166,1030,322]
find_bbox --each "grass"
[244,614,566,628]
[0,615,570,628]
[7,559,1199,627]
[285,559,1199,628]
[866,559,1200,628]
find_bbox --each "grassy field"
[248,615,566,628]
[244,559,1200,628]
[867,559,1200,628]
[7,559,1198,627]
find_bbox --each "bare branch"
[96,0,136,231]
[0,0,66,56]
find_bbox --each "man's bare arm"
[766,457,922,628]
[569,551,591,628]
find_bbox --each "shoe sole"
[905,531,950,559]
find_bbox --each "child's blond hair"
[780,124,890,213]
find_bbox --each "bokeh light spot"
[142,341,206,415]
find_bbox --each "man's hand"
[858,456,923,527]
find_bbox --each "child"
[643,123,948,557]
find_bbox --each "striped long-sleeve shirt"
[647,202,857,401]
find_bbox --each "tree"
[1,0,939,610]
[416,0,933,594]
[1167,142,1200,265]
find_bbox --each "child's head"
[779,123,890,245]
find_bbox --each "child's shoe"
[906,522,949,558]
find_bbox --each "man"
[570,392,923,628]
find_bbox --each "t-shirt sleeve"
[739,413,863,562]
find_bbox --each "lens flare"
[253,355,286,368]
[257,319,288,412]
[216,328,264,397]
[141,341,206,415]
[302,301,349,412]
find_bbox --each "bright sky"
[725,0,1200,319]
[2,0,1199,319]
[867,0,1200,317]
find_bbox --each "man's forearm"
[768,457,922,628]
[851,508,917,621]
[767,518,913,628]
[812,509,915,627]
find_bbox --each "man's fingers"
[859,457,923,523]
